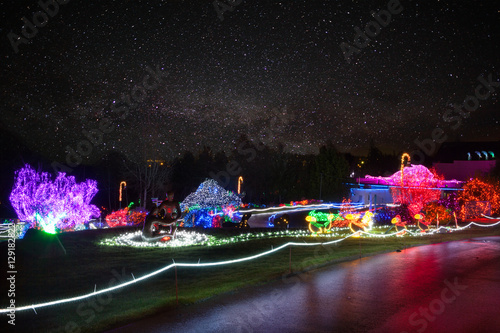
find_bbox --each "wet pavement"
[108,237,500,333]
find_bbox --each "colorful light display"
[128,210,148,225]
[374,207,396,225]
[221,205,237,221]
[211,214,223,228]
[106,209,128,228]
[414,213,430,231]
[9,165,100,233]
[458,178,500,218]
[360,211,374,230]
[182,206,240,228]
[390,165,444,217]
[105,207,147,228]
[391,214,407,232]
[183,209,210,228]
[364,163,461,188]
[3,219,499,314]
[181,179,243,211]
[181,179,243,228]
[423,202,452,225]
[306,206,373,234]
[306,210,336,233]
[280,199,322,207]
[339,198,364,230]
[364,152,463,219]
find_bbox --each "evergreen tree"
[311,142,349,201]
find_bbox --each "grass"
[4,224,500,332]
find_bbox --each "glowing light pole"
[400,153,411,188]
[237,176,243,195]
[119,181,127,208]
[400,153,411,205]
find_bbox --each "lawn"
[3,224,500,332]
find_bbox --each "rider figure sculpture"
[158,191,181,221]
[142,190,181,239]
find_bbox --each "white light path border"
[1,218,499,314]
[482,214,500,221]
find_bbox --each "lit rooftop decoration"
[363,165,462,188]
[9,164,100,233]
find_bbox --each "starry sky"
[0,0,499,165]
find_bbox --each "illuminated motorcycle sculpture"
[142,196,181,241]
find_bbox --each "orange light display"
[458,178,500,218]
[423,202,452,225]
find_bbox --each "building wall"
[350,188,393,207]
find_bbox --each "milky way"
[1,0,499,165]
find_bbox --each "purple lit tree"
[9,165,100,233]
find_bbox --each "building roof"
[432,141,500,163]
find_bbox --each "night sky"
[1,0,499,165]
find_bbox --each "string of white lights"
[0,232,357,313]
[100,229,327,248]
[459,220,500,228]
[1,219,499,314]
[481,214,500,221]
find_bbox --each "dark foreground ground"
[108,236,500,333]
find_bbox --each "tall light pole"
[400,153,411,188]
[237,176,243,195]
[119,181,127,209]
[400,153,410,205]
